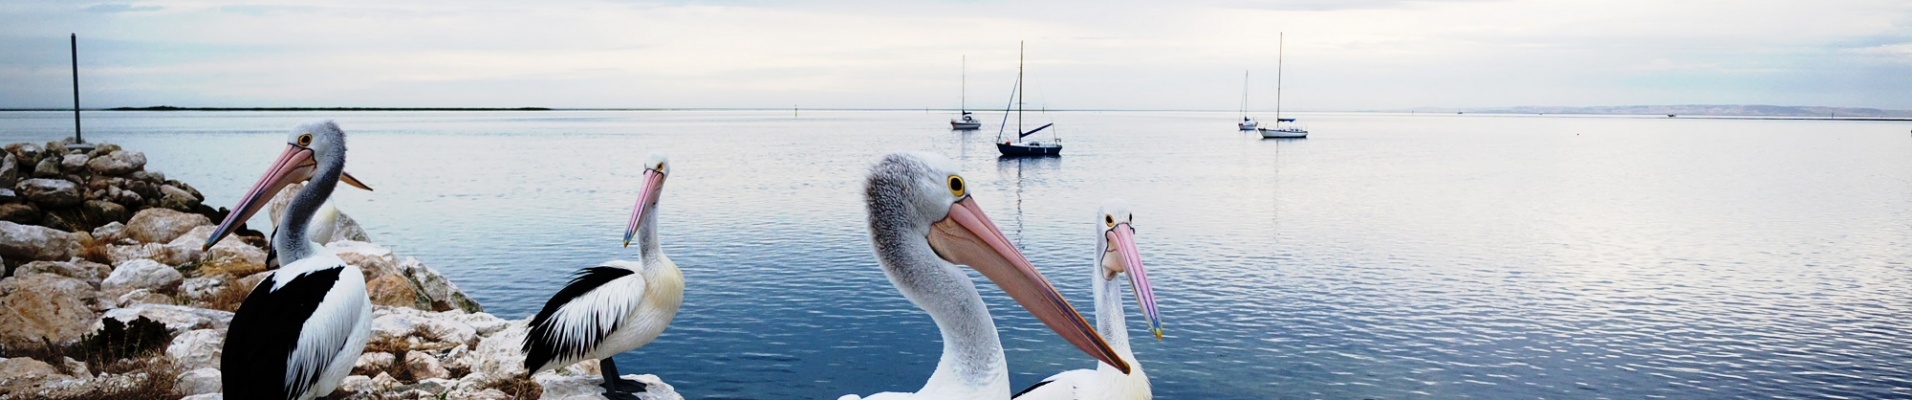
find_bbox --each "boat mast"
[1017,40,1024,135]
[961,55,967,113]
[1276,32,1284,123]
[1241,70,1250,119]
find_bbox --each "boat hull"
[1259,128,1308,139]
[951,120,982,130]
[1238,122,1258,130]
[996,142,1062,157]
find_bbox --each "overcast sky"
[2,0,1908,110]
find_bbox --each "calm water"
[3,110,1911,399]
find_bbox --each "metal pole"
[71,33,83,143]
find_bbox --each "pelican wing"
[1013,369,1093,400]
[523,265,648,372]
[222,258,370,400]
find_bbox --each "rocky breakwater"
[0,142,682,400]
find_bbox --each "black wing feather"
[522,266,635,372]
[221,267,344,400]
[1013,379,1058,398]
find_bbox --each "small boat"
[951,55,983,130]
[952,111,982,130]
[1257,33,1309,140]
[997,41,1061,157]
[1238,70,1259,130]
[1259,118,1307,138]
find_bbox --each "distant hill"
[1443,105,1912,118]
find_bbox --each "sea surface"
[2,110,1910,399]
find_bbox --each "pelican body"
[207,121,373,400]
[1014,201,1165,400]
[523,153,683,399]
[840,152,1128,400]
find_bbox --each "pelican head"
[203,121,370,251]
[865,152,1131,374]
[1096,200,1164,340]
[623,152,670,248]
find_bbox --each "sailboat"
[951,55,983,130]
[1238,70,1259,130]
[997,41,1061,157]
[1260,32,1308,139]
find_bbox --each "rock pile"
[0,142,682,399]
[0,140,218,235]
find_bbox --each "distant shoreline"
[0,107,1907,121]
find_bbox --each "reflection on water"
[1,111,1910,399]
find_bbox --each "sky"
[1,0,1909,111]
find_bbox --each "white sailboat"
[1260,32,1309,139]
[1238,70,1259,130]
[951,55,983,130]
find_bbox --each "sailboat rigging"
[996,41,1061,157]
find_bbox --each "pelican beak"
[340,171,373,191]
[929,197,1132,374]
[204,144,315,251]
[623,168,667,247]
[1109,223,1163,340]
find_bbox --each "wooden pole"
[71,33,83,143]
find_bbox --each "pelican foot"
[598,358,651,396]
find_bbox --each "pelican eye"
[1105,215,1116,227]
[296,133,313,147]
[654,162,666,172]
[947,175,966,197]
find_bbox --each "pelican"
[840,152,1129,400]
[522,153,683,399]
[206,121,374,400]
[1013,200,1165,400]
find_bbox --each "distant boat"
[1238,70,1259,130]
[951,55,982,130]
[1258,32,1308,139]
[997,41,1061,157]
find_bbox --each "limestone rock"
[167,329,224,371]
[175,367,222,395]
[178,276,230,304]
[83,200,128,223]
[107,242,201,266]
[32,157,61,178]
[536,372,682,400]
[114,288,175,307]
[353,351,397,375]
[0,220,75,261]
[469,322,530,386]
[371,307,479,351]
[102,258,184,293]
[91,221,125,241]
[86,150,146,176]
[330,240,400,279]
[123,208,210,244]
[400,256,483,313]
[406,351,451,380]
[59,356,90,378]
[16,178,80,207]
[368,273,426,310]
[0,357,60,383]
[60,154,88,172]
[174,225,267,277]
[160,184,200,210]
[15,260,111,288]
[101,304,232,334]
[0,274,98,348]
[4,143,40,161]
[0,154,18,187]
[338,374,378,395]
[0,202,36,224]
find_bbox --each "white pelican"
[840,152,1129,400]
[205,121,374,400]
[522,153,683,399]
[1013,200,1165,400]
